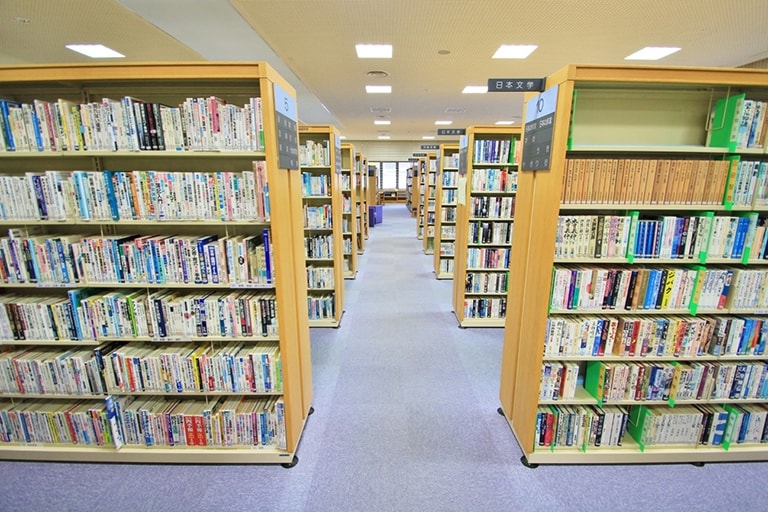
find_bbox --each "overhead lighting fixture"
[356,44,392,59]
[366,85,392,94]
[495,121,516,125]
[339,135,347,139]
[624,46,681,60]
[492,44,538,59]
[370,106,391,113]
[422,136,435,140]
[462,85,488,94]
[65,44,125,58]
[378,135,391,140]
[374,120,391,125]
[434,120,453,125]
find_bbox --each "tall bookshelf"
[433,144,460,279]
[340,143,358,278]
[416,157,427,239]
[422,152,438,254]
[499,64,768,466]
[451,126,521,327]
[299,125,344,328]
[355,151,368,253]
[406,164,416,216]
[0,62,313,465]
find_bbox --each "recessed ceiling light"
[66,44,125,58]
[495,121,516,125]
[422,136,436,140]
[434,120,453,125]
[438,49,451,55]
[492,44,538,59]
[462,85,488,94]
[378,135,391,140]
[366,85,392,94]
[366,70,389,78]
[356,44,392,59]
[374,120,391,125]
[625,46,681,60]
[14,17,31,24]
[339,135,347,139]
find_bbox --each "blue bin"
[369,205,383,225]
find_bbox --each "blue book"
[28,105,44,151]
[592,319,604,356]
[262,229,273,284]
[207,242,220,284]
[0,99,22,151]
[102,171,120,221]
[29,174,48,220]
[732,216,750,259]
[195,235,217,284]
[643,270,659,310]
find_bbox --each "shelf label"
[413,152,427,157]
[437,128,466,136]
[521,84,559,172]
[458,134,469,176]
[487,78,545,93]
[334,134,342,174]
[273,83,299,170]
[421,144,439,150]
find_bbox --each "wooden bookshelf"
[0,62,313,465]
[499,64,768,466]
[340,143,358,278]
[355,151,368,252]
[299,125,345,328]
[422,152,438,254]
[451,126,521,328]
[433,144,460,279]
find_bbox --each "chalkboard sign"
[521,85,558,172]
[273,83,299,170]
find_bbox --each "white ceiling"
[1,0,768,142]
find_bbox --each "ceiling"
[1,0,768,142]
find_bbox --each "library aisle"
[1,205,768,511]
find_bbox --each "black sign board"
[487,78,545,93]
[437,128,466,136]
[408,157,419,162]
[421,144,439,150]
[458,135,469,177]
[334,136,342,174]
[521,85,559,172]
[413,152,427,157]
[273,83,299,169]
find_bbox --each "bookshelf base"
[501,411,768,465]
[435,272,453,280]
[309,318,341,328]
[424,249,434,255]
[343,271,358,280]
[453,312,506,328]
[0,445,296,464]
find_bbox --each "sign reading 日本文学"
[273,83,299,170]
[521,84,558,171]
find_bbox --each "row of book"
[556,215,631,259]
[584,360,768,403]
[441,168,458,186]
[464,272,508,294]
[305,234,333,259]
[307,295,335,320]
[539,362,579,401]
[468,221,513,245]
[342,237,354,256]
[0,290,279,342]
[439,242,455,257]
[728,160,768,207]
[299,140,330,167]
[561,158,730,205]
[306,266,334,290]
[462,297,507,319]
[544,315,768,359]
[470,168,518,193]
[0,96,266,153]
[441,189,457,205]
[0,396,286,449]
[707,94,768,151]
[303,205,333,229]
[440,225,456,239]
[536,404,629,448]
[301,172,331,197]
[472,139,518,164]
[469,196,515,220]
[0,346,106,396]
[438,259,454,274]
[441,206,456,222]
[104,341,281,394]
[1,231,274,286]
[548,266,765,313]
[339,173,352,190]
[0,165,270,222]
[629,403,768,448]
[443,154,460,168]
[466,247,510,269]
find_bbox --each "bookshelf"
[355,151,368,253]
[406,164,415,215]
[451,126,521,328]
[0,62,313,465]
[422,152,438,255]
[433,144,460,279]
[499,64,768,466]
[299,125,345,328]
[340,143,358,278]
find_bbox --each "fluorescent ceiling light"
[66,44,125,58]
[374,120,391,125]
[366,85,392,94]
[434,120,453,125]
[356,44,392,58]
[624,46,681,60]
[378,135,390,140]
[492,44,538,59]
[462,85,488,94]
[422,136,435,140]
[495,120,516,125]
[339,135,346,139]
